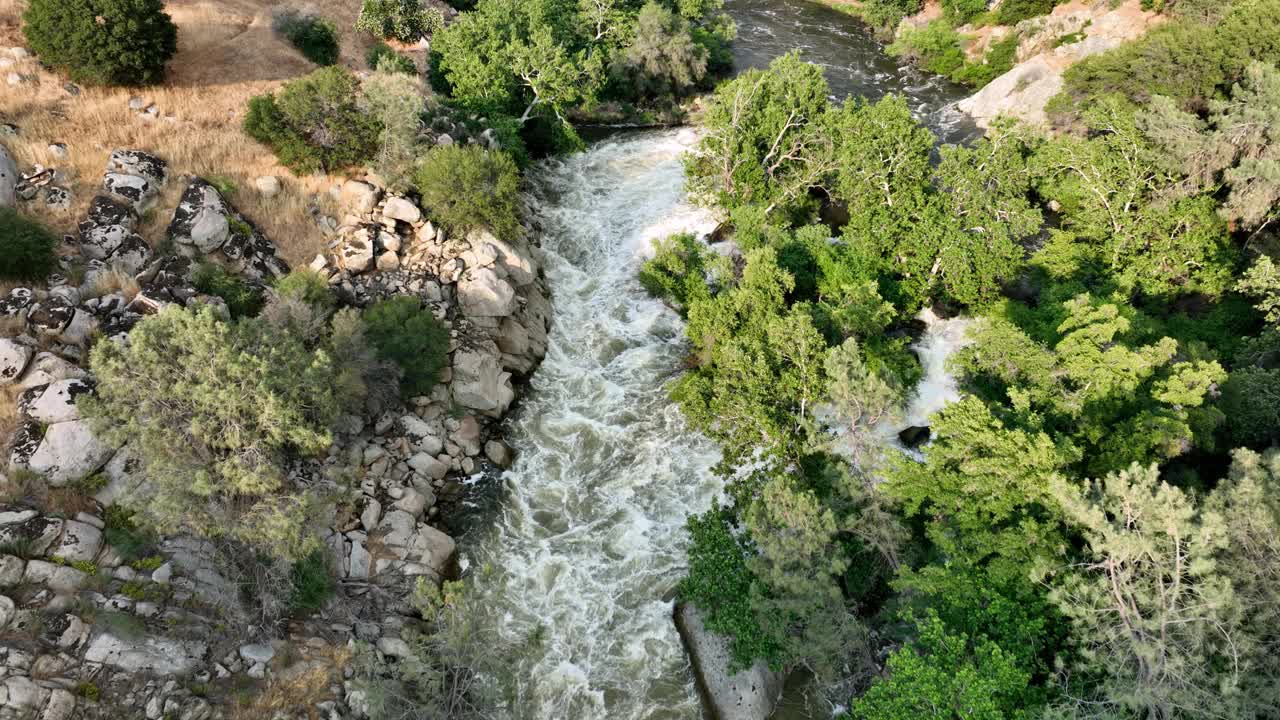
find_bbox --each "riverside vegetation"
[641,0,1280,717]
[2,0,1279,716]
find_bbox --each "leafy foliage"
[273,9,340,66]
[22,0,178,86]
[413,145,522,239]
[0,209,59,281]
[357,0,444,43]
[192,262,264,319]
[367,41,419,74]
[363,296,449,398]
[243,67,382,174]
[82,302,379,560]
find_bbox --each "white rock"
[400,415,444,456]
[341,237,375,273]
[485,440,513,468]
[340,180,380,214]
[22,560,87,592]
[53,519,102,563]
[381,197,421,224]
[407,452,448,480]
[151,562,172,584]
[376,250,400,271]
[239,643,275,664]
[84,633,207,674]
[393,488,428,516]
[458,268,516,317]
[348,538,371,579]
[41,688,75,720]
[255,176,281,197]
[16,352,86,391]
[0,555,24,586]
[1,676,48,709]
[0,595,14,629]
[26,420,115,486]
[0,338,32,385]
[0,143,17,208]
[451,350,515,417]
[360,499,382,532]
[376,637,412,658]
[25,378,89,424]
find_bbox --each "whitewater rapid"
[460,130,724,719]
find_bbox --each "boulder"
[0,338,32,385]
[22,560,88,592]
[458,267,517,317]
[53,519,102,563]
[468,229,537,286]
[0,595,13,630]
[341,237,375,273]
[407,452,448,480]
[255,176,281,197]
[239,643,275,664]
[0,142,16,207]
[1,676,48,710]
[0,515,62,557]
[674,603,784,720]
[400,415,444,456]
[403,523,457,584]
[106,149,167,186]
[83,632,207,674]
[26,420,115,486]
[341,180,381,214]
[168,179,231,253]
[17,353,88,391]
[23,379,91,424]
[102,172,159,212]
[452,349,515,417]
[382,196,421,224]
[484,439,513,468]
[81,195,138,231]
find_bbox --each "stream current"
[459,2,976,717]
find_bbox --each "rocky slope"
[956,0,1162,127]
[0,143,550,718]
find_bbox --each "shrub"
[996,0,1063,24]
[82,304,355,561]
[363,296,449,398]
[273,269,334,311]
[366,41,418,74]
[860,0,924,34]
[952,33,1018,87]
[357,0,443,43]
[0,208,59,281]
[413,145,522,239]
[943,0,989,24]
[887,19,966,77]
[364,64,427,189]
[613,2,709,100]
[273,9,340,66]
[243,67,382,174]
[192,262,264,319]
[639,233,714,313]
[288,549,335,614]
[22,0,178,86]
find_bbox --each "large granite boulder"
[83,632,207,674]
[451,348,515,417]
[458,267,517,317]
[168,179,231,254]
[674,603,785,720]
[0,142,16,207]
[25,419,115,486]
[0,339,32,385]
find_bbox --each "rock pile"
[0,149,549,718]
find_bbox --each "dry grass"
[0,0,402,266]
[228,644,352,720]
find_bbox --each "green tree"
[363,65,426,189]
[82,304,359,560]
[413,145,522,239]
[1237,255,1280,323]
[22,0,178,86]
[357,0,443,43]
[0,208,59,281]
[684,53,837,215]
[613,2,708,100]
[1032,97,1236,300]
[825,338,902,435]
[363,296,450,398]
[1205,449,1280,716]
[1140,61,1280,232]
[852,611,1038,720]
[243,67,382,174]
[638,232,720,313]
[1047,465,1246,720]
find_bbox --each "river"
[458,2,975,718]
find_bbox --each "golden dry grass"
[0,0,403,266]
[228,644,352,720]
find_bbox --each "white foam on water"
[462,129,723,720]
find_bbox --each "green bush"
[363,296,449,398]
[887,20,966,77]
[82,304,354,561]
[192,262,264,319]
[996,0,1063,24]
[413,145,522,239]
[357,0,443,42]
[274,10,340,66]
[366,41,418,74]
[638,233,713,314]
[288,549,335,614]
[273,269,334,311]
[0,208,59,281]
[22,0,177,86]
[860,0,924,34]
[243,67,382,174]
[952,33,1018,87]
[943,0,990,24]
